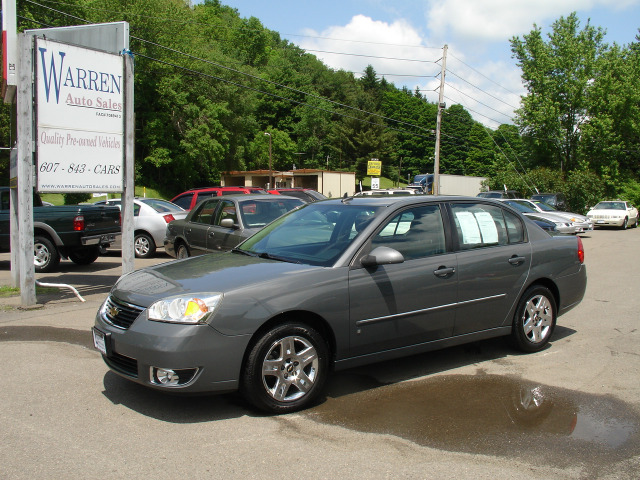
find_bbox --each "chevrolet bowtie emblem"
[108,306,120,317]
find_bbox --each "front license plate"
[596,220,606,224]
[93,328,107,355]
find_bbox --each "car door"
[208,199,246,251]
[348,204,458,357]
[448,202,531,335]
[184,198,220,255]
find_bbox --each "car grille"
[102,296,145,330]
[103,351,138,378]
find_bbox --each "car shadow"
[322,328,577,401]
[101,371,247,422]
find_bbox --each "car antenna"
[342,193,354,203]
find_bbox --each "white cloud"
[299,14,524,127]
[425,0,640,43]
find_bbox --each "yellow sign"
[367,160,382,176]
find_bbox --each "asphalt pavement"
[1,230,639,479]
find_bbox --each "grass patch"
[40,186,169,206]
[0,285,60,297]
[359,176,408,190]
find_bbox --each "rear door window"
[450,203,509,250]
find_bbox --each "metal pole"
[433,44,448,196]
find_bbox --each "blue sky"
[197,1,640,127]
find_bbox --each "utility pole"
[433,44,448,195]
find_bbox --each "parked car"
[95,198,187,258]
[268,188,327,202]
[354,189,417,196]
[515,199,593,233]
[530,193,567,211]
[0,187,121,272]
[93,196,587,413]
[164,195,304,258]
[586,201,639,229]
[499,199,577,234]
[171,186,268,211]
[477,190,522,199]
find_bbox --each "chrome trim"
[149,367,201,388]
[355,294,506,326]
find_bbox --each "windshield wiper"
[231,248,258,257]
[257,252,300,264]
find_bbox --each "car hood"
[587,209,627,215]
[111,252,321,307]
[523,212,573,224]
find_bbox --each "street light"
[264,132,272,189]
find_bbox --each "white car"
[96,198,187,257]
[517,199,593,233]
[587,201,639,229]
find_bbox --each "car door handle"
[208,232,215,237]
[433,266,455,278]
[508,255,526,266]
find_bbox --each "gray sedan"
[164,194,304,258]
[93,196,587,413]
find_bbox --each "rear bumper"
[81,232,120,246]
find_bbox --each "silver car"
[499,200,578,234]
[93,196,587,413]
[517,199,593,233]
[96,198,187,258]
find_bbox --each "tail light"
[163,214,175,223]
[73,215,85,231]
[577,236,585,264]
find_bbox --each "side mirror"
[220,218,236,228]
[361,246,404,268]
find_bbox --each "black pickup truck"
[0,187,121,272]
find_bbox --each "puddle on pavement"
[0,326,93,349]
[306,374,640,472]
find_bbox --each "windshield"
[533,201,556,212]
[141,198,184,212]
[238,198,304,228]
[594,202,625,210]
[237,203,381,266]
[503,200,536,213]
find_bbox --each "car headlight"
[147,293,223,324]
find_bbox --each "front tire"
[34,235,60,273]
[134,232,156,258]
[621,217,628,230]
[511,286,557,353]
[241,323,329,414]
[68,247,100,265]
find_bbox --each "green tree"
[511,13,606,173]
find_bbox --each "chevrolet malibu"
[93,196,587,413]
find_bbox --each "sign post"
[367,159,382,191]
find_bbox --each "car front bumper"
[93,302,251,394]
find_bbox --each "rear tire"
[241,323,329,414]
[176,243,189,259]
[511,285,556,353]
[34,235,60,273]
[68,247,100,265]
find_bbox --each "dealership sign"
[36,38,124,192]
